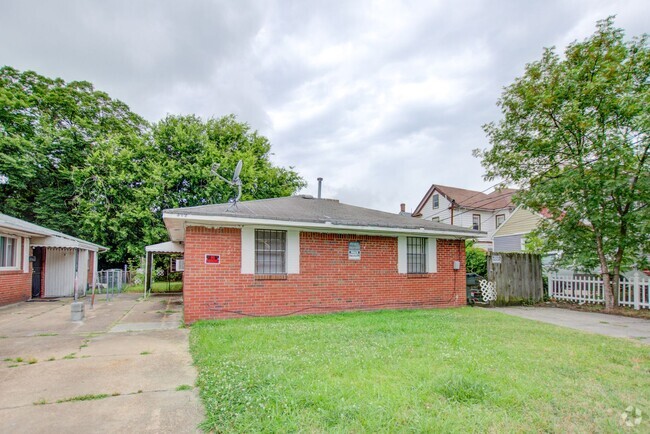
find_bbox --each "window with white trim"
[432,194,439,209]
[0,235,17,268]
[431,217,439,222]
[495,214,505,228]
[472,214,481,231]
[407,237,427,274]
[255,229,286,274]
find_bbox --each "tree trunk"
[602,272,616,312]
[595,232,615,312]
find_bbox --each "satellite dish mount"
[211,160,243,210]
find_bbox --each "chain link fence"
[96,269,124,299]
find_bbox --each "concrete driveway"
[494,306,650,345]
[0,293,203,433]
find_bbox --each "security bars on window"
[255,229,286,274]
[407,237,427,274]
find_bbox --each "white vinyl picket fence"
[548,271,650,310]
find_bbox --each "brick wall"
[0,237,32,306]
[183,226,466,323]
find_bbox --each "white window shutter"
[241,227,255,274]
[427,237,437,273]
[23,237,29,273]
[397,236,407,274]
[287,230,300,274]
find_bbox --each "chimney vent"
[317,177,323,199]
[400,203,406,213]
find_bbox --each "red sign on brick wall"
[205,254,220,264]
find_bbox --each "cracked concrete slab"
[0,294,203,433]
[1,390,202,434]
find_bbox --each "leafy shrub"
[465,240,487,276]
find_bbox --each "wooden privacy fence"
[487,252,543,305]
[548,271,650,310]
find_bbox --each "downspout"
[450,200,456,225]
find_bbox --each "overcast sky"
[1,0,648,213]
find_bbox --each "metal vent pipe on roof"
[317,177,323,199]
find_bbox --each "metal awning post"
[144,251,153,299]
[73,248,79,301]
[144,252,149,299]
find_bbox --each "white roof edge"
[145,241,185,253]
[163,212,484,239]
[30,235,106,252]
[0,214,107,251]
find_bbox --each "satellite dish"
[212,159,243,208]
[232,160,243,182]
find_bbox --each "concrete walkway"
[494,306,650,345]
[0,294,203,433]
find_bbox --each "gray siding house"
[492,206,542,252]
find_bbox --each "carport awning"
[145,241,184,254]
[31,235,104,252]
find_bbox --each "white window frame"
[0,235,21,271]
[495,214,505,229]
[255,229,287,274]
[407,237,427,274]
[398,236,437,274]
[432,194,439,209]
[241,227,300,274]
[472,214,481,231]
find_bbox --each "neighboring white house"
[412,184,517,250]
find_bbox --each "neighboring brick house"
[161,195,482,322]
[411,184,517,250]
[0,212,105,306]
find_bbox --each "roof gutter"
[163,212,484,240]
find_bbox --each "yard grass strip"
[190,307,650,433]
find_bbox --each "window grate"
[255,229,286,274]
[407,237,427,274]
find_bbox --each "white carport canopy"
[31,235,104,251]
[143,241,184,297]
[145,241,185,254]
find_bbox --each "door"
[32,247,43,298]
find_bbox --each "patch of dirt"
[537,301,650,320]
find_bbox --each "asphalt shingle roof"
[165,195,481,236]
[413,184,517,216]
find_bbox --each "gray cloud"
[1,0,648,213]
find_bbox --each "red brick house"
[161,195,482,323]
[0,212,105,306]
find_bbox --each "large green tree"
[0,66,146,235]
[475,18,649,310]
[74,114,306,264]
[1,67,306,266]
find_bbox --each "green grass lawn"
[123,281,183,293]
[190,308,650,433]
